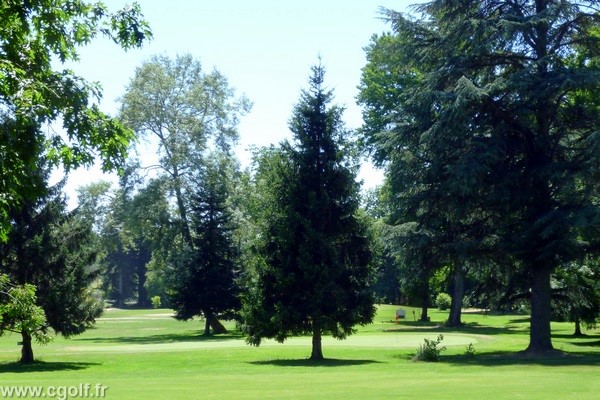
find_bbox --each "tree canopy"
[359,0,600,353]
[119,54,251,246]
[0,0,151,241]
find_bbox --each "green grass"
[1,305,599,399]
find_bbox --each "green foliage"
[151,296,162,309]
[436,293,452,311]
[0,0,151,241]
[168,153,241,333]
[465,342,476,357]
[0,171,103,361]
[242,64,375,359]
[360,1,600,353]
[77,168,175,308]
[0,274,52,346]
[413,334,446,362]
[553,260,600,331]
[119,54,251,247]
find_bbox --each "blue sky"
[59,0,418,202]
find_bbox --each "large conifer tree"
[0,171,103,362]
[243,65,375,360]
[359,1,600,353]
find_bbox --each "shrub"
[436,293,452,310]
[413,334,446,362]
[151,295,162,309]
[465,343,476,357]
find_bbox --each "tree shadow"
[386,321,527,336]
[508,317,530,324]
[442,351,600,367]
[0,361,99,373]
[248,358,382,368]
[74,332,243,345]
[552,333,599,340]
[570,340,600,348]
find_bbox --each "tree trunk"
[573,318,584,337]
[20,330,34,364]
[173,170,192,247]
[136,252,150,308]
[447,263,465,327]
[420,277,429,322]
[203,317,211,336]
[526,267,554,353]
[137,279,149,308]
[206,312,228,334]
[310,323,324,360]
[117,271,124,308]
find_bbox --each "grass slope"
[0,305,599,399]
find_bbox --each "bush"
[151,295,162,309]
[436,293,452,310]
[413,334,446,362]
[465,343,476,357]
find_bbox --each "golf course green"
[1,305,598,399]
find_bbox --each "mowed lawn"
[1,305,599,399]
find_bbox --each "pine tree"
[0,171,103,362]
[169,154,240,335]
[242,64,375,360]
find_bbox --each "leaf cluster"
[0,0,151,241]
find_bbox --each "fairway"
[1,305,599,400]
[49,332,479,354]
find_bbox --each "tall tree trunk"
[136,251,150,308]
[420,277,429,322]
[137,273,149,308]
[310,322,324,360]
[172,170,192,246]
[526,267,554,353]
[447,263,465,327]
[20,330,34,364]
[117,271,124,308]
[573,318,584,337]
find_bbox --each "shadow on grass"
[385,321,528,336]
[571,340,600,348]
[0,361,99,373]
[508,317,531,324]
[552,332,600,339]
[249,358,381,367]
[442,351,600,367]
[73,332,243,345]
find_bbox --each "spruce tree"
[243,64,375,360]
[169,154,240,335]
[0,171,103,362]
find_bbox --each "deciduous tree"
[0,275,52,363]
[119,54,251,246]
[0,0,151,241]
